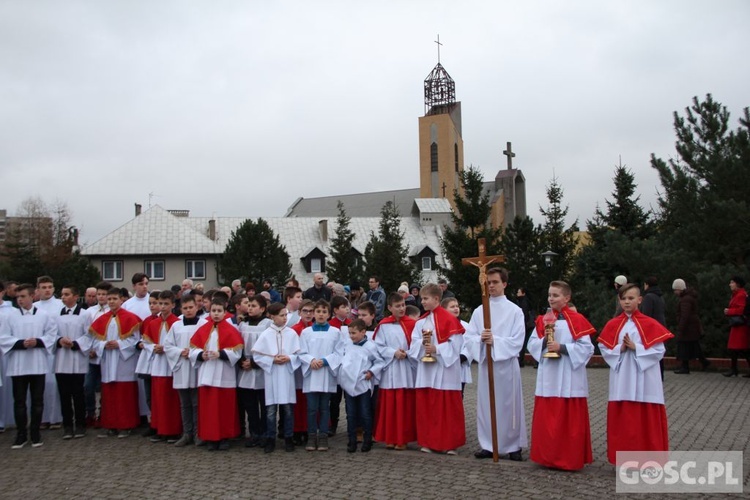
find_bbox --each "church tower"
[418,58,464,209]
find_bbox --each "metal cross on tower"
[503,142,515,170]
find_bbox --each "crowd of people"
[0,269,747,470]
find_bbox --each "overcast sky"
[1,0,748,246]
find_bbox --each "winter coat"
[640,286,667,326]
[675,288,702,342]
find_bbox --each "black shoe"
[701,360,711,371]
[264,440,275,453]
[361,441,372,453]
[347,442,357,453]
[284,438,295,452]
[11,435,27,449]
[673,368,690,374]
[292,434,303,446]
[62,427,74,440]
[206,441,219,451]
[142,427,157,437]
[474,449,493,459]
[245,437,260,448]
[218,440,230,451]
[743,373,750,378]
[722,370,738,377]
[508,449,523,461]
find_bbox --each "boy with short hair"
[90,288,142,439]
[237,295,272,447]
[598,283,673,465]
[290,300,315,445]
[299,299,344,451]
[527,281,595,470]
[135,290,161,432]
[339,319,384,453]
[163,294,204,447]
[357,301,377,339]
[146,291,181,443]
[84,281,111,428]
[328,295,352,434]
[54,285,92,439]
[34,275,64,430]
[408,283,465,454]
[284,286,303,327]
[405,305,421,320]
[253,303,301,453]
[0,283,57,448]
[442,297,474,396]
[373,292,418,450]
[189,299,244,451]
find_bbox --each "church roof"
[284,188,421,218]
[412,198,452,214]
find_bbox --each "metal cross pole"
[462,238,505,463]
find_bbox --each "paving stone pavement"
[0,366,748,499]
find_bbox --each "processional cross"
[462,238,505,463]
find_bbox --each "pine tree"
[539,176,579,281]
[498,215,545,312]
[326,201,364,285]
[602,161,654,239]
[217,218,292,288]
[439,165,503,309]
[364,201,420,294]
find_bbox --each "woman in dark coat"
[723,276,750,377]
[672,279,709,374]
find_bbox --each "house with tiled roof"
[81,203,447,289]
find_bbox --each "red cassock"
[90,309,142,430]
[291,320,310,432]
[191,321,243,441]
[147,315,182,436]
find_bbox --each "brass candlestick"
[542,311,561,359]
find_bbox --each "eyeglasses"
[301,309,314,313]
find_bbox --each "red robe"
[89,308,142,430]
[373,315,417,446]
[531,306,596,471]
[191,320,244,441]
[291,320,312,432]
[148,314,182,436]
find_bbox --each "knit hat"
[672,279,686,291]
[397,284,409,294]
[614,275,628,286]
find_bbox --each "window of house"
[102,261,123,281]
[422,256,432,271]
[311,257,322,273]
[186,260,206,280]
[144,260,165,281]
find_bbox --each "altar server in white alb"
[163,294,205,447]
[0,283,58,449]
[598,283,673,465]
[33,276,64,429]
[408,283,466,455]
[373,292,417,450]
[252,303,301,453]
[527,281,595,470]
[464,268,527,461]
[54,285,93,440]
[0,280,18,432]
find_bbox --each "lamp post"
[541,250,559,269]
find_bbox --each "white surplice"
[407,312,463,391]
[163,318,205,389]
[374,323,416,390]
[299,325,344,393]
[339,339,384,398]
[237,318,272,390]
[253,326,301,405]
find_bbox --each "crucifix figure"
[434,34,442,63]
[462,238,505,462]
[503,141,515,170]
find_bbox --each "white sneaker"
[420,447,433,454]
[446,449,457,455]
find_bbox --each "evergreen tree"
[439,166,502,309]
[326,201,364,285]
[601,161,654,240]
[539,176,579,282]
[364,201,420,294]
[498,215,545,313]
[217,218,292,288]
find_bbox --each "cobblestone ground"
[0,366,748,499]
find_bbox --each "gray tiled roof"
[284,188,422,218]
[82,205,444,287]
[412,198,452,214]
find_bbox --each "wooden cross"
[503,141,515,170]
[434,34,443,64]
[441,182,447,197]
[462,238,505,463]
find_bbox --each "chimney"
[135,203,142,216]
[318,219,328,242]
[208,219,216,241]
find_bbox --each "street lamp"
[541,250,559,268]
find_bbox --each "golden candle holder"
[421,328,436,363]
[543,323,560,359]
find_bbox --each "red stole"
[329,316,352,329]
[292,320,312,336]
[534,305,596,340]
[421,306,465,344]
[373,315,417,347]
[144,314,179,344]
[598,310,674,350]
[190,320,244,351]
[89,308,141,341]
